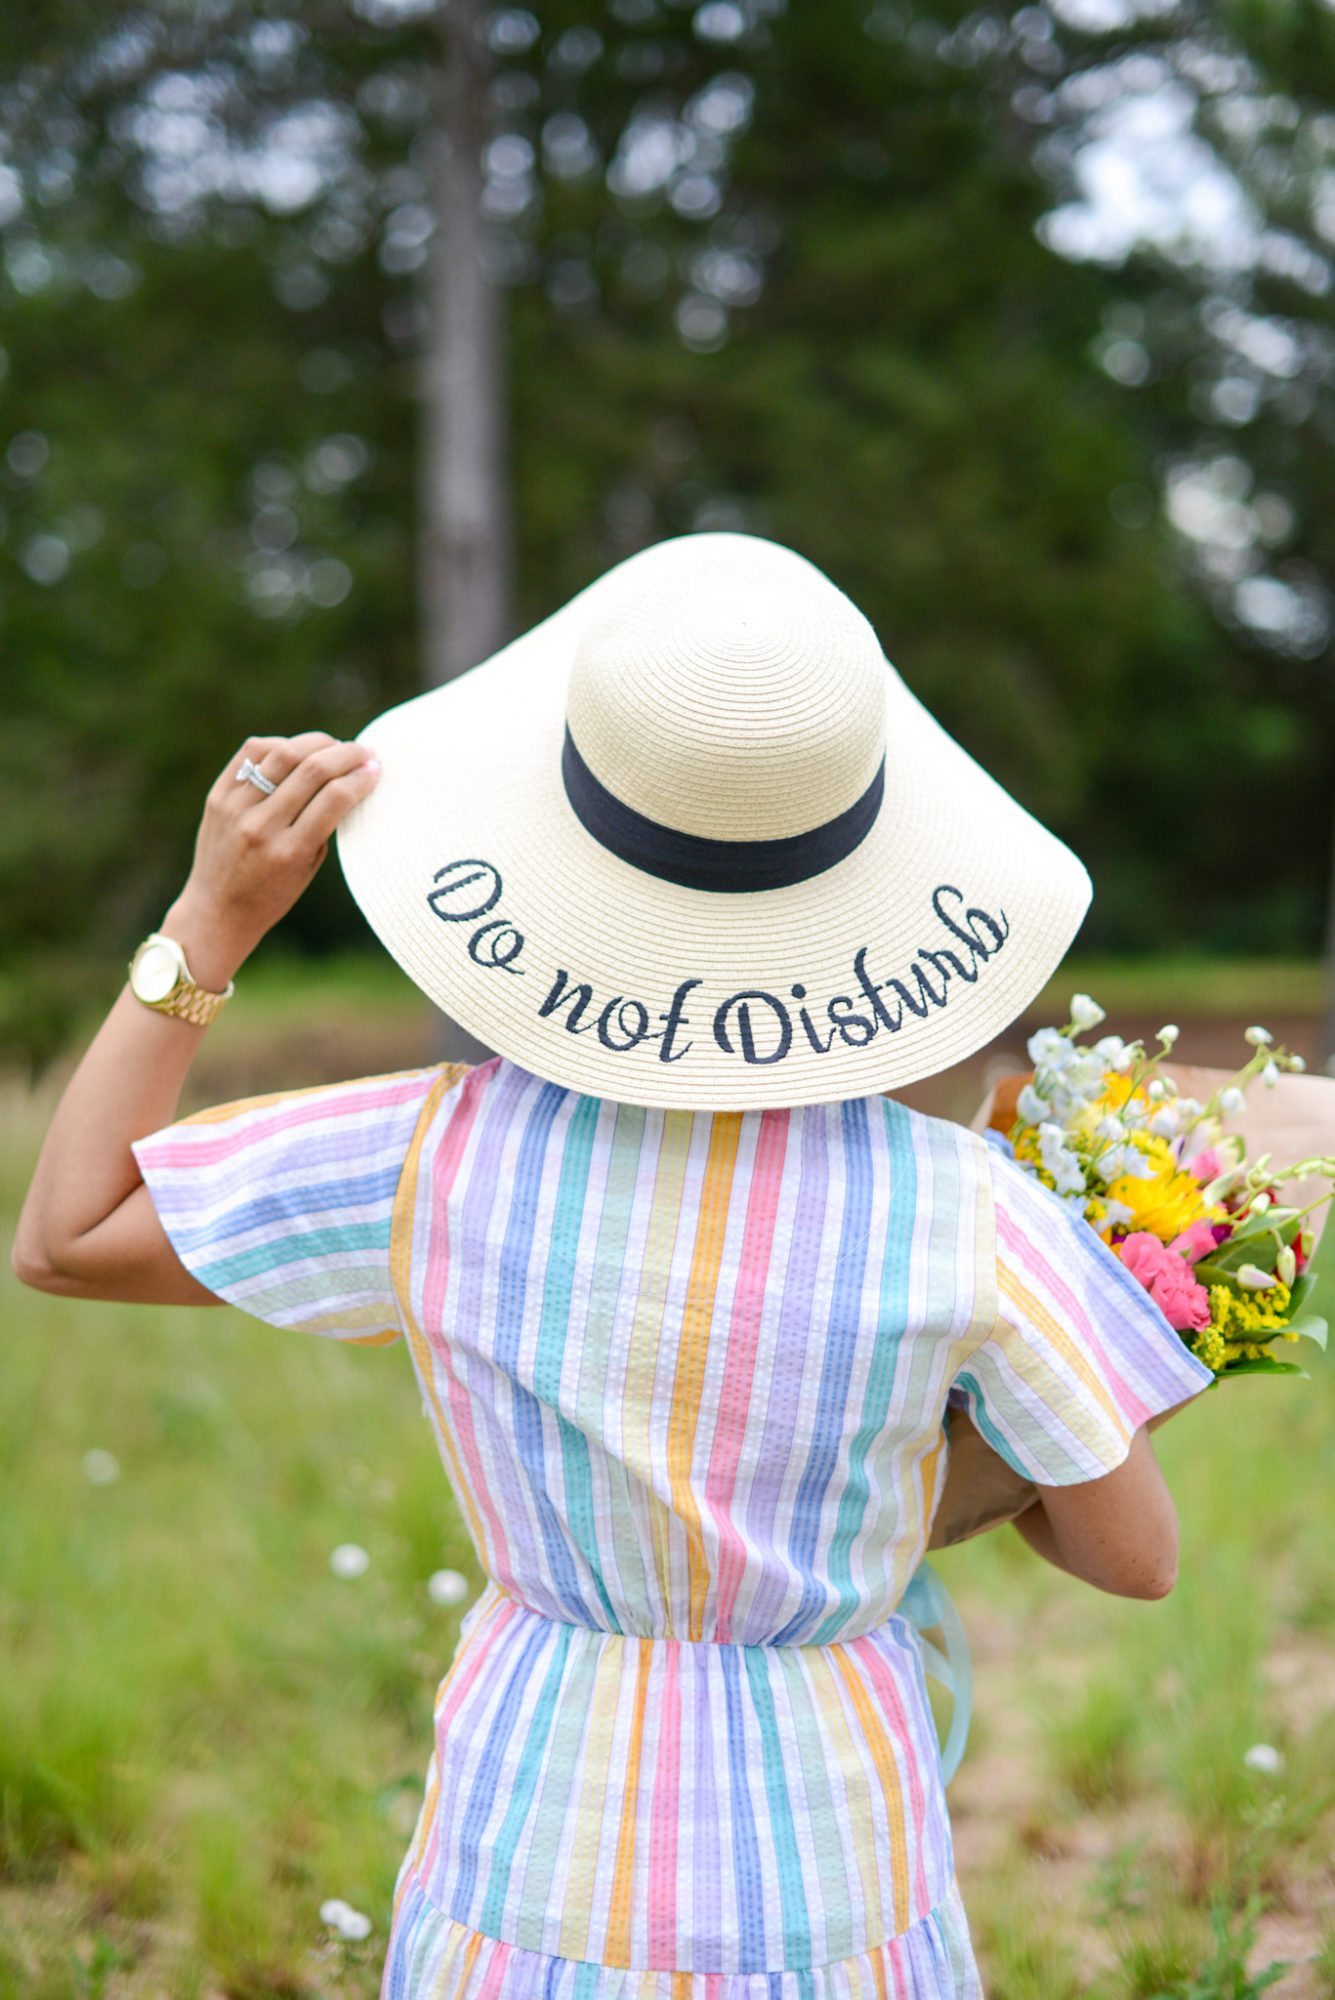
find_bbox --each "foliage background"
[3,0,1335,1066]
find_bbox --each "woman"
[16,533,1213,1998]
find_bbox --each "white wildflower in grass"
[320,1897,373,1941]
[1016,1082,1050,1125]
[329,1543,370,1579]
[1069,993,1106,1030]
[1243,1743,1284,1776]
[1244,1026,1272,1047]
[1219,1086,1246,1116]
[82,1449,120,1486]
[1261,1060,1280,1088]
[427,1568,470,1607]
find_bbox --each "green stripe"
[478,1623,573,1936]
[743,1646,811,1966]
[777,1649,855,1960]
[197,1219,390,1288]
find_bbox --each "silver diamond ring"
[236,757,277,796]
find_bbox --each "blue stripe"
[719,1644,768,1971]
[155,1162,401,1251]
[534,1095,622,1632]
[478,1623,573,1934]
[450,1614,552,1918]
[812,1095,918,1643]
[772,1096,873,1645]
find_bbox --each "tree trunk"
[419,0,513,1063]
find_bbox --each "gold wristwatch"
[128,932,234,1027]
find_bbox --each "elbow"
[1133,1551,1178,1601]
[1115,1539,1179,1602]
[11,1226,67,1294]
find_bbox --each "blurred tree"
[0,0,1332,1066]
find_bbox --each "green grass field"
[2,973,1334,1999]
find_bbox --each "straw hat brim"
[337,581,1090,1111]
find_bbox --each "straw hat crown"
[565,535,886,843]
[339,530,1093,1109]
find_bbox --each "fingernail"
[364,755,381,774]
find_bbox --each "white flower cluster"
[1015,996,1218,1222]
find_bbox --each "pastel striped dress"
[134,1056,1213,2000]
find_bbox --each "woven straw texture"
[337,533,1090,1109]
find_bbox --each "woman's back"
[136,1054,1199,1984]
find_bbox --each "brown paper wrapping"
[926,1064,1335,1551]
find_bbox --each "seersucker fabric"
[134,1055,1213,1999]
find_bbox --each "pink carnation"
[1118,1230,1212,1333]
[1170,1219,1221,1265]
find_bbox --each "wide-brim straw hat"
[337,532,1090,1110]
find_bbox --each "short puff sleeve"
[953,1143,1215,1484]
[133,1065,457,1345]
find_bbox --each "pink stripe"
[420,1067,518,1593]
[996,1206,1141,1418]
[852,1635,933,1921]
[706,1108,789,1642]
[139,1073,428,1169]
[646,1640,681,1967]
[474,1936,512,2000]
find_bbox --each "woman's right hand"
[162,733,380,990]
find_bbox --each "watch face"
[134,941,180,1004]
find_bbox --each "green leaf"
[1288,1272,1316,1314]
[1284,1314,1328,1351]
[1218,1358,1309,1380]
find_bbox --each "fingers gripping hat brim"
[336,544,1090,1111]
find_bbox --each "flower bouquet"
[929,997,1335,1549]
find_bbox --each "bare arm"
[1012,1424,1179,1600]
[12,732,379,1304]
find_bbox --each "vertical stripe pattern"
[134,1059,1213,1997]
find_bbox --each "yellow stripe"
[622,1112,693,1630]
[668,1113,742,1642]
[603,1637,653,1967]
[831,1647,911,1927]
[807,1649,885,1943]
[391,1068,489,1555]
[556,1640,625,1960]
[459,1925,487,1992]
[343,1326,402,1348]
[998,1262,1127,1441]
